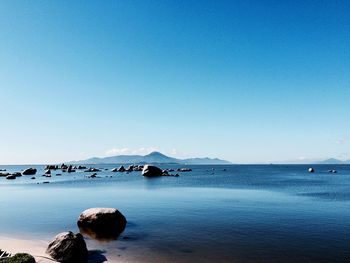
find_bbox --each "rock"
[67,165,75,173]
[111,168,118,172]
[328,169,337,173]
[77,165,87,170]
[133,165,143,171]
[31,177,36,179]
[3,253,35,263]
[22,168,37,175]
[0,172,10,177]
[84,167,101,173]
[0,169,6,171]
[77,208,126,241]
[308,168,315,173]
[162,170,169,176]
[117,166,126,172]
[6,174,16,180]
[89,173,97,178]
[46,165,58,170]
[126,165,134,172]
[46,231,88,263]
[12,172,22,177]
[45,169,51,175]
[142,165,163,177]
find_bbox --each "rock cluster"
[111,165,144,172]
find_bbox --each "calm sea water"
[1,164,350,262]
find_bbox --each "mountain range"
[316,158,350,164]
[69,151,231,165]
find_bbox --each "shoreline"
[0,236,128,263]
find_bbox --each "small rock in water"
[84,167,101,172]
[328,169,337,173]
[22,168,37,175]
[31,177,36,179]
[117,165,126,172]
[308,168,315,173]
[6,174,16,180]
[89,173,97,178]
[12,172,22,177]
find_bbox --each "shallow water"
[1,164,350,262]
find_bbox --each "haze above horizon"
[0,1,349,164]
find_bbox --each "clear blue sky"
[0,0,349,164]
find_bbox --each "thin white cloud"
[335,139,345,145]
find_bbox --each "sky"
[0,0,349,164]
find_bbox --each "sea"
[0,164,350,262]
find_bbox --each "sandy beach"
[0,236,51,262]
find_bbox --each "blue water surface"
[0,164,350,262]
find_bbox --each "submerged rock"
[22,168,37,175]
[78,208,126,241]
[328,169,337,173]
[177,168,192,172]
[46,231,88,263]
[142,165,163,177]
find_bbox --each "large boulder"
[77,208,126,241]
[142,165,163,177]
[46,231,88,263]
[22,168,37,175]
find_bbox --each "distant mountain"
[317,158,350,164]
[69,151,231,165]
